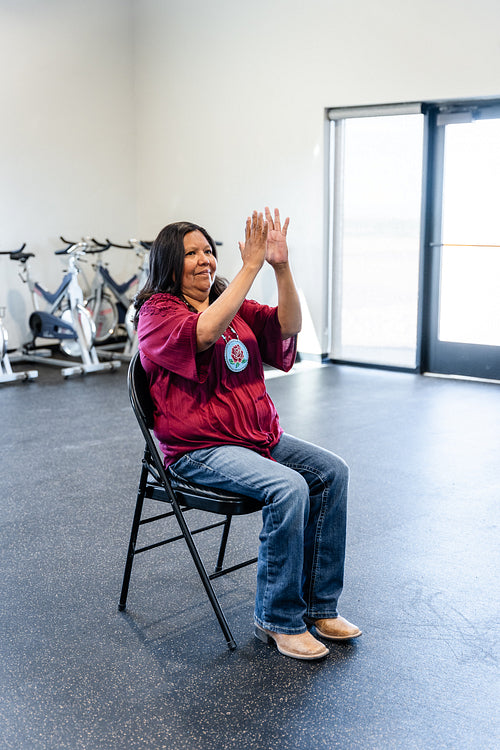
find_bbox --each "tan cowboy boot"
[255,625,329,660]
[313,615,362,641]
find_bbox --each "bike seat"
[10,251,34,263]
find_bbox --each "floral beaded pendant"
[221,324,249,372]
[223,338,249,372]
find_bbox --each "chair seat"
[146,476,263,515]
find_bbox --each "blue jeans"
[169,433,349,635]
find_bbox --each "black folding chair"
[119,351,263,650]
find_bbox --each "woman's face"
[181,230,217,308]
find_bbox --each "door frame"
[326,97,500,380]
[419,100,500,380]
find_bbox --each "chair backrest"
[127,349,263,514]
[128,351,155,431]
[128,349,177,492]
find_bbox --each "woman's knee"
[306,449,349,490]
[332,454,350,485]
[265,466,309,506]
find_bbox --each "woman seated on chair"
[134,207,361,661]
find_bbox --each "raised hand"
[238,210,268,271]
[265,207,290,268]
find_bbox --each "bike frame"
[0,304,38,384]
[16,243,121,378]
[0,248,38,383]
[84,249,139,318]
[83,239,150,360]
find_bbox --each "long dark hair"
[134,221,227,325]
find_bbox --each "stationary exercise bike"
[12,241,121,378]
[0,246,38,384]
[75,237,150,361]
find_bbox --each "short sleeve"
[137,294,213,382]
[239,299,297,372]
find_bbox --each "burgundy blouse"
[137,293,297,467]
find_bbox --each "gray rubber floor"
[1,359,499,749]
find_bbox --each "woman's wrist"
[272,261,293,280]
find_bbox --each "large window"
[328,106,424,368]
[438,118,500,347]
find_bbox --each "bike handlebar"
[91,238,110,248]
[59,236,152,253]
[57,237,109,255]
[59,236,78,246]
[104,238,133,249]
[105,238,152,250]
[105,238,219,249]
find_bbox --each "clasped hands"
[238,207,290,271]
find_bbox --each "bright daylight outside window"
[439,118,500,347]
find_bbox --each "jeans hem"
[254,616,308,636]
[304,613,339,624]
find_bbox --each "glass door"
[327,105,424,369]
[425,106,500,380]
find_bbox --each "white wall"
[2,0,500,352]
[134,0,500,354]
[0,0,136,347]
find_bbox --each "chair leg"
[169,498,237,650]
[120,457,237,649]
[118,463,148,611]
[215,516,232,573]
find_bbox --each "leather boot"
[313,615,362,641]
[255,625,329,660]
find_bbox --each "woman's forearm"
[195,211,268,352]
[195,263,261,351]
[274,263,302,339]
